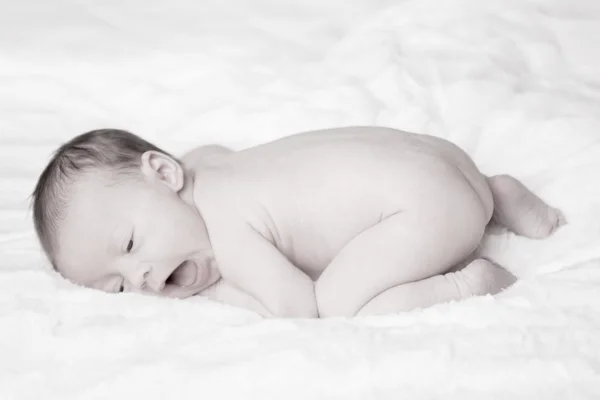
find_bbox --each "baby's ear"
[140,151,184,192]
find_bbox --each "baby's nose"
[125,263,165,293]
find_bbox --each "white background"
[1,0,600,398]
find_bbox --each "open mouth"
[166,260,200,288]
[160,257,219,299]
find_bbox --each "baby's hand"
[209,221,319,319]
[199,279,274,317]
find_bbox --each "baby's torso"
[195,127,490,280]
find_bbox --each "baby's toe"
[556,208,567,227]
[534,206,567,239]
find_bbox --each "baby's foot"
[455,258,517,297]
[487,174,567,239]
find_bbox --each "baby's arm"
[210,221,318,318]
[199,279,274,317]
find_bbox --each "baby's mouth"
[161,258,219,299]
[166,260,199,287]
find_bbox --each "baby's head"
[31,129,220,298]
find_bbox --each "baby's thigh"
[316,182,488,317]
[389,163,493,276]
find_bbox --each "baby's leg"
[356,258,516,316]
[315,172,490,318]
[487,174,566,239]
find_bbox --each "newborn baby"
[31,127,565,318]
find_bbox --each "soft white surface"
[2,0,600,398]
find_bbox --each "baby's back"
[198,127,491,280]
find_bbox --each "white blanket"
[1,0,600,398]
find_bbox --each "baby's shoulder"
[180,144,235,170]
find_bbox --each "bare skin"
[486,174,566,239]
[55,127,565,318]
[187,127,565,317]
[356,175,566,317]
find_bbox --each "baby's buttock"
[260,132,494,278]
[406,135,494,222]
[387,152,492,227]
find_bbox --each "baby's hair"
[31,129,178,270]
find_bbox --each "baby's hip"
[389,154,493,240]
[400,134,493,223]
